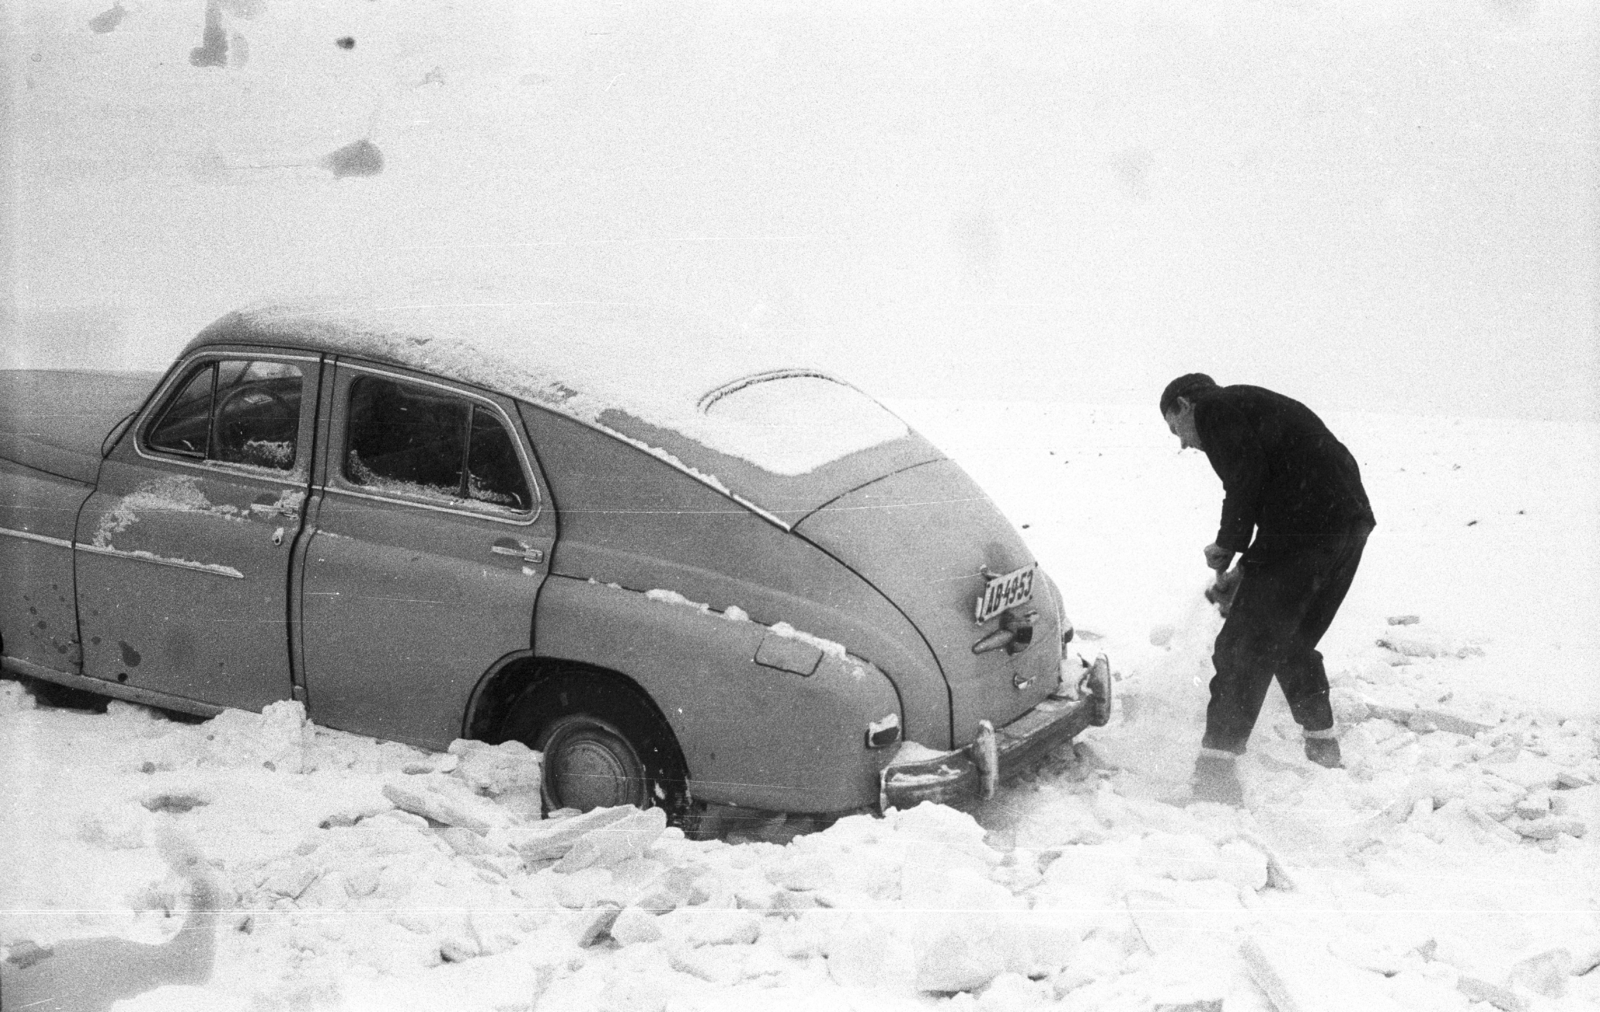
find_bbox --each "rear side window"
[146,359,304,470]
[344,376,532,513]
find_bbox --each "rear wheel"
[502,670,690,820]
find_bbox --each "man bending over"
[1160,373,1376,806]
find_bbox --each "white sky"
[2,0,1596,420]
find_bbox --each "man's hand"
[1203,543,1234,571]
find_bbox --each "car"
[0,292,1110,830]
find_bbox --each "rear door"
[297,361,553,748]
[75,350,318,710]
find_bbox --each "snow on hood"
[205,290,906,478]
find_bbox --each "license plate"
[974,563,1036,623]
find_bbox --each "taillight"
[866,713,901,748]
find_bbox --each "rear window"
[696,373,908,477]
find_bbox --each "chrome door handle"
[250,502,300,519]
[492,541,545,565]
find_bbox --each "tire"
[502,670,691,821]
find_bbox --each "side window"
[344,376,532,513]
[146,359,303,470]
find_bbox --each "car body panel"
[0,370,160,484]
[0,459,89,670]
[794,459,1064,746]
[297,359,555,748]
[532,575,903,813]
[518,401,951,747]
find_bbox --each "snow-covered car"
[0,295,1110,827]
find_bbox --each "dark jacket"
[1193,385,1374,557]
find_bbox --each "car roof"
[186,286,789,413]
[182,285,926,497]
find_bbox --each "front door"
[297,361,553,749]
[75,350,319,711]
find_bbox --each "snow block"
[669,942,748,985]
[381,774,503,835]
[609,905,663,946]
[510,804,636,864]
[574,902,622,947]
[825,915,917,990]
[1237,835,1295,891]
[1240,934,1407,1012]
[1514,793,1550,819]
[1138,832,1222,882]
[553,867,617,909]
[890,801,993,861]
[844,864,1021,993]
[1494,756,1564,792]
[1509,948,1571,999]
[767,851,834,892]
[1364,702,1491,738]
[1126,889,1202,955]
[447,738,543,796]
[1514,816,1585,840]
[661,908,761,948]
[555,807,667,873]
[199,700,312,772]
[1456,976,1529,1012]
[1375,631,1447,658]
[632,865,699,914]
[1462,804,1521,845]
[1217,840,1269,891]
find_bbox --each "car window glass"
[344,376,532,514]
[467,406,532,511]
[146,363,216,458]
[698,374,908,476]
[345,377,469,502]
[212,361,304,470]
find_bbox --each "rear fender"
[531,576,902,813]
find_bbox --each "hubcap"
[544,721,646,811]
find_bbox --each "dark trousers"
[1203,525,1371,754]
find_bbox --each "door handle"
[491,540,545,565]
[250,502,300,519]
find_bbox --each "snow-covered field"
[3,402,1597,1012]
[5,0,1596,1008]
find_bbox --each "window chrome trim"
[0,526,72,549]
[330,360,543,526]
[696,367,850,413]
[131,350,322,486]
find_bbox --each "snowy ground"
[3,402,1597,1012]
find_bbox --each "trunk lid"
[793,459,1063,749]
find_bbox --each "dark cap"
[1159,373,1217,416]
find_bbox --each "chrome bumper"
[879,652,1112,811]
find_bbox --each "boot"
[1191,751,1244,806]
[1303,734,1342,769]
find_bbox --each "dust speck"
[89,3,127,34]
[322,139,384,178]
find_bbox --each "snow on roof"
[202,289,905,477]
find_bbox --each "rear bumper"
[879,652,1112,811]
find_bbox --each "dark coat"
[1192,385,1375,558]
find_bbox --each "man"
[1160,373,1375,805]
